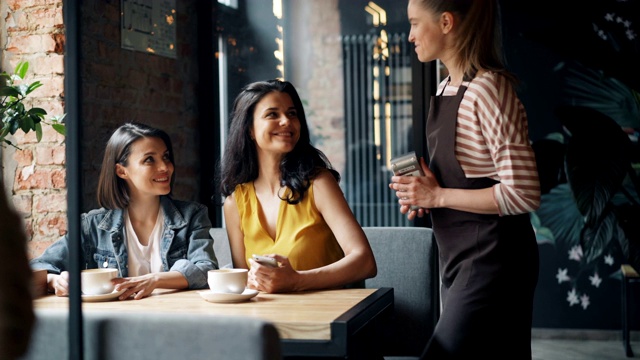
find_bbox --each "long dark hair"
[97,122,175,209]
[219,79,339,204]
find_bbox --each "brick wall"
[287,0,346,176]
[1,0,205,259]
[79,1,202,213]
[1,0,67,259]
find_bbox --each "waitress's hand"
[248,254,300,293]
[389,157,441,220]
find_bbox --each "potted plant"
[1,61,65,148]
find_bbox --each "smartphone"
[390,151,424,211]
[252,254,278,268]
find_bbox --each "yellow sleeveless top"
[234,181,344,270]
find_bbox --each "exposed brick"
[11,194,33,216]
[15,6,63,31]
[29,54,64,75]
[35,213,67,236]
[14,167,59,190]
[35,145,65,165]
[51,169,66,188]
[53,33,64,54]
[33,192,67,213]
[33,75,64,97]
[7,0,54,10]
[31,99,65,119]
[6,0,66,261]
[15,121,65,145]
[27,238,55,260]
[34,145,52,164]
[23,218,35,243]
[13,148,34,166]
[6,34,57,54]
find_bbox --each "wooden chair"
[363,226,439,360]
[622,264,639,357]
[210,227,233,268]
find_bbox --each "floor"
[531,329,640,360]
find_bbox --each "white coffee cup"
[81,268,117,295]
[207,269,248,294]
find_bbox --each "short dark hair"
[219,79,339,204]
[97,122,175,209]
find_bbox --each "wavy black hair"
[219,79,339,204]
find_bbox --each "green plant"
[0,61,66,148]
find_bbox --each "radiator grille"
[343,33,414,227]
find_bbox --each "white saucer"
[198,288,259,303]
[82,288,126,302]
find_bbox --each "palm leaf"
[534,183,584,251]
[555,106,632,226]
[558,61,640,129]
[580,208,622,264]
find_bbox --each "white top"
[125,208,164,277]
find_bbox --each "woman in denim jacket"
[30,123,218,300]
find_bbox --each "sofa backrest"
[206,226,439,357]
[20,310,281,360]
[210,227,233,268]
[363,226,439,357]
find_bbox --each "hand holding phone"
[390,151,424,211]
[252,254,277,268]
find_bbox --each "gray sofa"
[208,226,439,359]
[19,309,281,360]
[363,226,439,360]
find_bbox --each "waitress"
[390,0,541,358]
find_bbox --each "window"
[217,0,421,226]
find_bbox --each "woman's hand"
[50,271,70,297]
[389,157,441,220]
[247,254,300,293]
[113,274,159,300]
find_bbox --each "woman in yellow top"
[219,79,377,293]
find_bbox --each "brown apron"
[421,82,539,359]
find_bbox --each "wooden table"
[34,287,394,358]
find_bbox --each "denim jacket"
[30,196,218,289]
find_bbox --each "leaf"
[15,61,28,79]
[556,106,632,226]
[20,115,34,133]
[559,62,640,130]
[13,101,25,114]
[9,118,19,134]
[530,212,556,245]
[52,123,66,136]
[0,60,66,147]
[16,84,29,97]
[35,122,43,142]
[29,113,42,125]
[581,210,628,265]
[50,113,66,123]
[25,81,43,95]
[28,107,47,117]
[534,183,584,251]
[0,86,20,97]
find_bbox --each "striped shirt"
[437,72,540,216]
